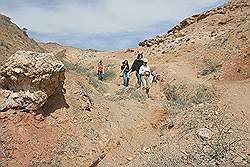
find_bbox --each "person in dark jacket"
[129,53,144,87]
[121,60,130,87]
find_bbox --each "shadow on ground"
[41,90,69,117]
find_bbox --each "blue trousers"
[136,71,142,86]
[123,72,129,87]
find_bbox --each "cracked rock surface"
[0,50,65,111]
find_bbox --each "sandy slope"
[0,15,44,66]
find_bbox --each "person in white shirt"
[139,58,151,97]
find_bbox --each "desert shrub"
[29,137,80,167]
[105,70,116,81]
[62,60,107,93]
[0,41,9,49]
[190,84,216,104]
[88,75,107,93]
[108,87,147,102]
[102,64,116,81]
[150,82,249,166]
[198,59,222,76]
[179,115,248,166]
[144,121,248,167]
[29,160,61,167]
[104,69,116,81]
[163,83,216,109]
[62,60,88,75]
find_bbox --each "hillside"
[0,14,44,66]
[0,0,249,167]
[139,0,249,81]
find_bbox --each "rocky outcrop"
[0,51,65,111]
[138,0,249,47]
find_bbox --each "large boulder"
[0,51,65,111]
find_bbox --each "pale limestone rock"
[0,51,65,111]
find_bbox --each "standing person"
[139,58,151,97]
[97,60,104,81]
[129,53,144,87]
[121,60,130,87]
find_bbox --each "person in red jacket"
[97,60,104,81]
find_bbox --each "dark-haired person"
[97,60,104,81]
[129,53,144,87]
[121,60,130,87]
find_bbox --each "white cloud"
[0,0,227,35]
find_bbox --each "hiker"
[121,60,130,87]
[97,60,104,81]
[139,58,151,97]
[129,53,144,87]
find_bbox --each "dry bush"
[62,60,88,75]
[29,160,61,167]
[77,82,94,107]
[29,137,80,167]
[163,82,216,110]
[104,68,116,81]
[144,82,249,166]
[108,87,147,102]
[62,60,107,93]
[198,59,222,77]
[179,110,248,166]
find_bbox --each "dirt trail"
[90,80,166,166]
[217,79,250,129]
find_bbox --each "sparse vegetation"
[62,60,88,75]
[0,41,9,49]
[146,82,249,166]
[198,59,222,77]
[77,81,94,106]
[108,87,147,102]
[29,137,81,167]
[163,82,216,109]
[62,60,107,93]
[187,120,247,166]
[104,64,116,81]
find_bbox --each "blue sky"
[0,0,227,50]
